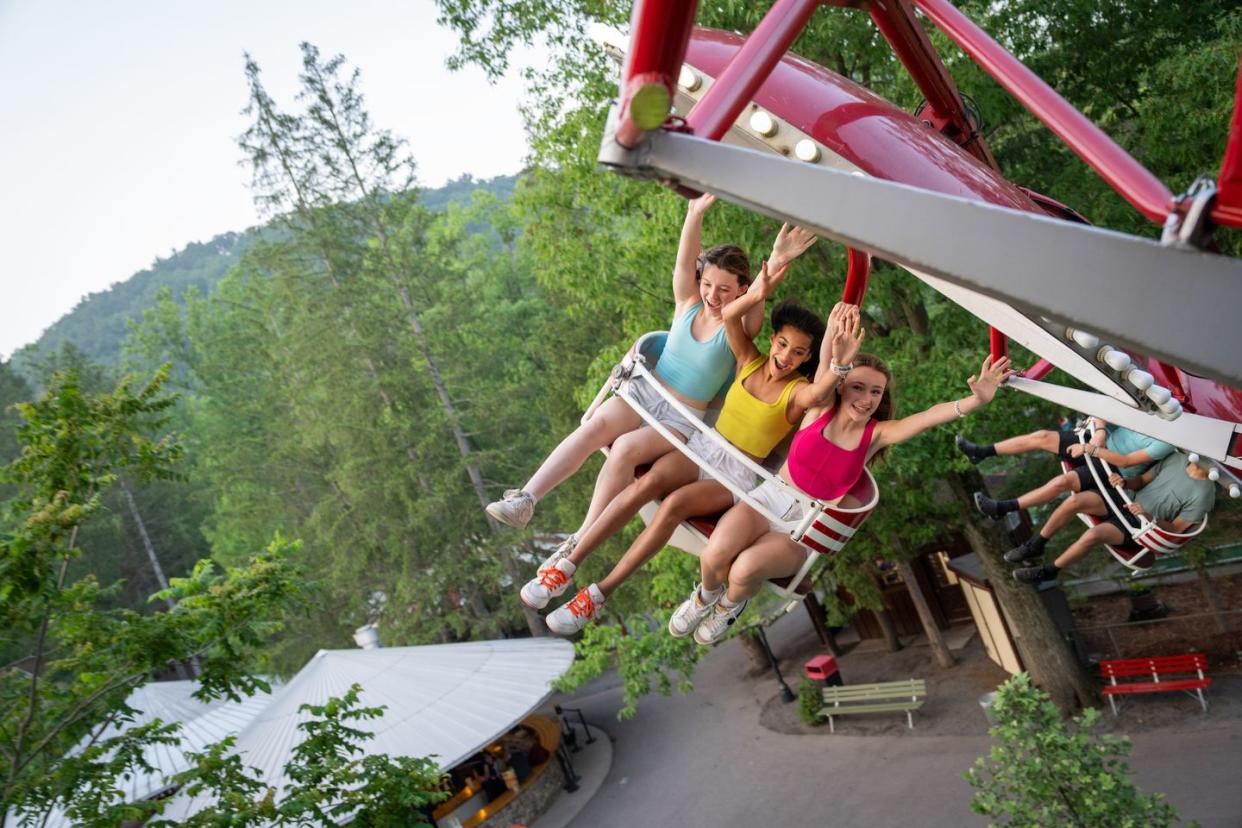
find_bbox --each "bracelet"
[830,361,853,377]
[953,399,967,418]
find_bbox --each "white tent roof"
[30,678,274,827]
[165,637,574,820]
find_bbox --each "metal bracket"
[1161,176,1218,250]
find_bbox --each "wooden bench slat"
[1102,678,1211,696]
[822,690,924,702]
[823,701,926,715]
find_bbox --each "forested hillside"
[11,174,517,382]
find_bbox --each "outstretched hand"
[1067,443,1086,459]
[827,302,864,366]
[688,193,716,218]
[752,258,791,298]
[770,223,817,270]
[966,354,1016,405]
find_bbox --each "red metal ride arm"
[842,248,871,305]
[911,0,1176,226]
[684,0,820,140]
[615,0,700,149]
[1214,58,1242,227]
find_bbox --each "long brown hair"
[837,352,895,464]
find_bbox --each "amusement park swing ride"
[579,0,1242,587]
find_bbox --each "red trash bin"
[805,654,843,686]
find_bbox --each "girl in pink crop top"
[670,312,1015,644]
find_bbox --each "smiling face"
[837,365,888,422]
[698,263,747,318]
[767,326,814,379]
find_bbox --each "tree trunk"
[949,472,1098,710]
[121,479,173,608]
[739,631,769,673]
[1194,559,1228,633]
[872,596,903,652]
[893,554,956,669]
[803,592,841,656]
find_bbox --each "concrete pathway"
[550,611,1242,828]
[529,720,613,828]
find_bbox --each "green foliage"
[797,678,824,727]
[160,683,447,827]
[964,673,1190,827]
[0,367,308,825]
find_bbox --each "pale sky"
[0,0,543,360]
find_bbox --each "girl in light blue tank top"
[488,196,817,622]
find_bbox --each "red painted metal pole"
[912,0,1174,226]
[841,248,871,305]
[1021,358,1054,382]
[1212,57,1242,228]
[616,0,699,148]
[867,0,997,170]
[685,0,820,140]
[989,327,1008,362]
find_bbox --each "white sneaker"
[668,584,722,638]
[486,489,535,529]
[520,555,576,610]
[693,598,749,645]
[546,585,605,636]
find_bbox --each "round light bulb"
[749,110,777,137]
[1157,398,1182,420]
[794,139,821,162]
[679,65,701,92]
[1068,328,1099,349]
[1097,347,1132,372]
[1229,483,1240,499]
[1188,453,1201,464]
[1208,467,1221,482]
[1145,385,1172,406]
[1123,368,1154,391]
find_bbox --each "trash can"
[805,654,843,687]
[979,691,1000,726]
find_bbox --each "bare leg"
[573,425,684,537]
[566,452,699,567]
[597,481,735,596]
[992,429,1062,458]
[1016,471,1082,510]
[1037,490,1108,540]
[721,533,810,603]
[522,396,644,500]
[699,503,771,592]
[1053,522,1126,569]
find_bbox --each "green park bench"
[819,679,927,732]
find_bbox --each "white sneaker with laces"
[668,584,722,638]
[486,489,536,529]
[546,585,605,636]
[693,598,749,645]
[520,555,576,610]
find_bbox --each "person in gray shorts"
[1009,451,1216,583]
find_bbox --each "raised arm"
[872,354,1015,452]
[792,302,863,412]
[739,223,816,336]
[723,259,787,365]
[673,194,714,306]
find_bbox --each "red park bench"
[1099,653,1210,716]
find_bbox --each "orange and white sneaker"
[546,585,606,636]
[520,553,576,610]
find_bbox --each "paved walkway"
[530,719,613,828]
[550,610,1242,828]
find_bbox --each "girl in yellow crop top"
[542,265,866,634]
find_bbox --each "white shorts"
[687,431,758,493]
[628,376,707,439]
[746,476,806,531]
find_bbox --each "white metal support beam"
[599,117,1242,388]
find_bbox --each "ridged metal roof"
[164,637,574,821]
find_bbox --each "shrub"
[797,679,824,727]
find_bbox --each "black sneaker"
[1004,538,1044,564]
[955,434,988,465]
[1013,564,1055,584]
[973,491,1002,519]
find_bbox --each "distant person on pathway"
[672,350,1014,645]
[486,194,814,556]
